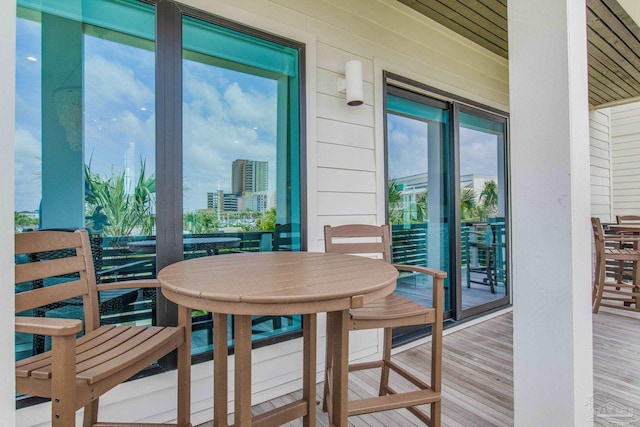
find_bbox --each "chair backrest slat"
[15,229,83,255]
[616,215,640,224]
[16,278,87,314]
[15,229,101,333]
[324,224,391,263]
[16,256,88,284]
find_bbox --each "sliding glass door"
[458,107,509,316]
[385,74,509,328]
[386,87,452,342]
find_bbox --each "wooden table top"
[158,251,398,315]
[608,224,640,232]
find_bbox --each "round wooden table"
[158,251,398,427]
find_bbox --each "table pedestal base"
[213,313,317,427]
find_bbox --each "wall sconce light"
[337,60,363,106]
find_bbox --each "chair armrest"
[96,258,155,281]
[393,264,446,313]
[96,279,159,292]
[393,264,447,280]
[15,316,82,336]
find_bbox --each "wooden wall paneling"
[316,143,376,171]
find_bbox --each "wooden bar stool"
[323,224,446,426]
[591,217,640,313]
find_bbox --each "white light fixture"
[337,60,363,106]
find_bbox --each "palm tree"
[480,180,499,218]
[388,178,404,225]
[415,191,428,223]
[85,159,156,237]
[460,187,477,221]
[184,211,220,234]
[255,207,277,231]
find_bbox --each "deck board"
[197,308,640,426]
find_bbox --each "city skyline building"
[207,159,271,214]
[232,159,268,194]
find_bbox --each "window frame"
[155,1,307,356]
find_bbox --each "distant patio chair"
[591,217,640,313]
[15,229,190,426]
[465,222,496,293]
[615,215,640,281]
[322,224,446,426]
[272,222,300,251]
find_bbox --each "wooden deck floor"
[198,308,640,426]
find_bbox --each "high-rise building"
[207,190,239,212]
[232,159,268,194]
[243,192,268,213]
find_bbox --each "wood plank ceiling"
[397,0,640,108]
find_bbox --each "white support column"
[509,0,594,425]
[0,1,16,426]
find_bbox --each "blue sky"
[16,9,497,214]
[387,113,499,182]
[14,15,278,213]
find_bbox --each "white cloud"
[83,50,155,177]
[14,129,42,212]
[224,82,277,135]
[387,115,429,179]
[460,128,498,176]
[181,65,278,211]
[84,54,153,110]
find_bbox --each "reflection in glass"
[182,16,302,354]
[14,0,157,362]
[386,92,451,325]
[459,110,507,309]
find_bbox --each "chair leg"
[431,400,441,427]
[378,327,392,396]
[322,320,334,413]
[51,335,77,427]
[302,314,317,427]
[177,305,192,427]
[83,400,99,427]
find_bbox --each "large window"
[14,0,304,375]
[15,1,158,367]
[385,73,509,327]
[181,12,303,355]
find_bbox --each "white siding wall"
[611,101,640,216]
[0,0,16,425]
[590,108,613,222]
[13,0,509,424]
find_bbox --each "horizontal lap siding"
[590,108,613,221]
[612,102,640,216]
[15,1,509,425]
[300,0,507,242]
